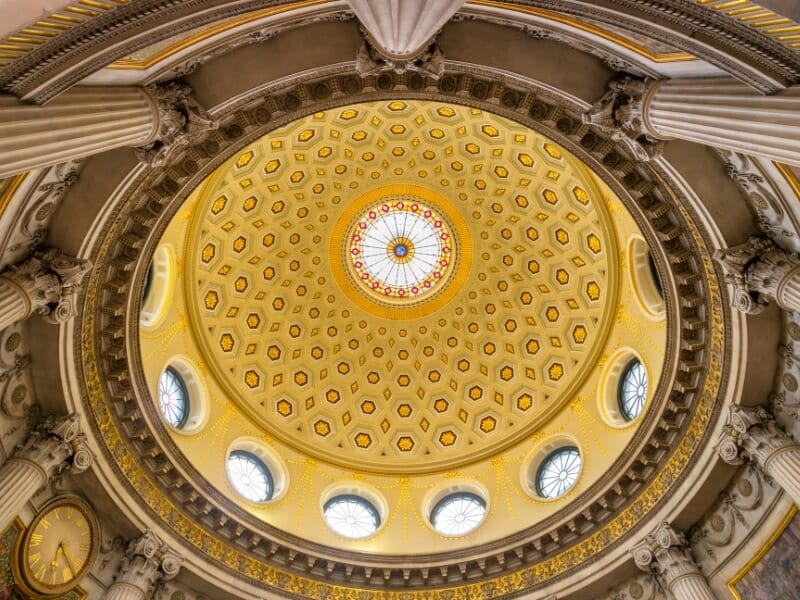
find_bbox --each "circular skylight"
[323,495,381,539]
[619,359,648,421]
[536,447,582,499]
[348,197,455,302]
[430,492,487,536]
[226,450,274,503]
[157,367,189,429]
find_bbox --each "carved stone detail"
[583,76,663,162]
[713,236,800,314]
[0,247,92,325]
[106,530,183,600]
[0,325,36,420]
[15,413,93,477]
[631,523,712,597]
[136,81,218,167]
[355,37,445,79]
[718,405,797,469]
[0,161,81,270]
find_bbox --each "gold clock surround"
[15,496,99,598]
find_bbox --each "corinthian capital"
[583,75,662,161]
[1,247,92,324]
[713,236,800,314]
[137,80,218,167]
[631,522,701,590]
[15,413,93,478]
[718,405,797,469]
[113,530,183,593]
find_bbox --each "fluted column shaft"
[0,87,159,178]
[670,574,718,600]
[0,414,92,531]
[642,78,800,167]
[0,457,47,531]
[762,445,800,506]
[103,581,149,600]
[775,268,800,312]
[0,278,32,331]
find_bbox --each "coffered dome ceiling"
[138,99,665,553]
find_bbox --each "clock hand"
[60,542,77,576]
[51,544,64,570]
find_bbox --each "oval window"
[536,447,582,499]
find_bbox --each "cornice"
[72,65,732,598]
[2,0,800,103]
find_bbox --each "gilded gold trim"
[0,173,27,220]
[107,0,331,70]
[726,505,798,599]
[106,0,696,71]
[467,0,696,63]
[776,162,800,200]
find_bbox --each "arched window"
[430,492,486,536]
[536,447,582,499]
[226,450,274,503]
[323,495,381,539]
[619,359,648,421]
[158,367,189,429]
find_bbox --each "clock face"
[20,498,98,596]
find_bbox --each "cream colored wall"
[0,1,70,38]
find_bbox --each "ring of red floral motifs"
[347,197,456,304]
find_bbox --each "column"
[713,236,800,314]
[0,80,216,177]
[0,248,92,330]
[0,414,93,531]
[718,405,800,506]
[631,522,717,600]
[584,76,800,166]
[103,530,182,600]
[350,0,463,77]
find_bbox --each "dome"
[0,2,797,600]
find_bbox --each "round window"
[157,367,189,429]
[618,359,648,421]
[323,495,381,539]
[430,492,487,536]
[535,446,582,499]
[226,450,274,503]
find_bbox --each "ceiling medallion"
[338,185,463,313]
[330,183,471,320]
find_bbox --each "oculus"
[430,492,487,536]
[536,447,582,499]
[323,495,381,539]
[226,450,274,503]
[346,197,456,303]
[619,359,648,421]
